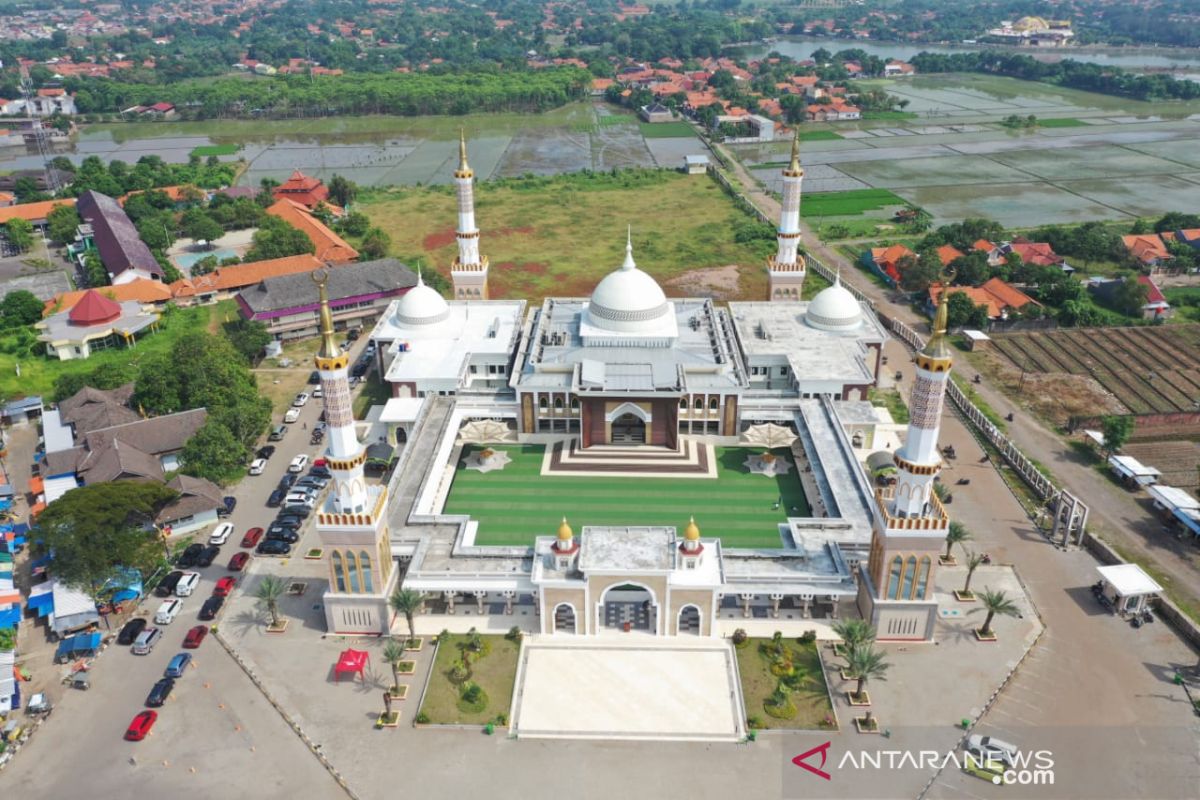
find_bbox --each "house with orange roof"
[972,239,1005,266]
[1006,240,1065,268]
[865,244,917,284]
[265,200,358,264]
[935,244,966,267]
[928,278,1039,320]
[1122,233,1172,268]
[119,185,204,208]
[590,78,614,95]
[0,198,76,227]
[44,279,173,317]
[806,99,861,121]
[168,254,324,305]
[271,170,330,209]
[0,191,13,207]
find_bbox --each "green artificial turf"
[444,445,810,547]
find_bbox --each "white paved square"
[511,641,744,741]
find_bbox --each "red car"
[213,576,237,597]
[182,625,208,649]
[227,552,250,571]
[240,527,264,548]
[125,710,157,741]
[312,458,328,468]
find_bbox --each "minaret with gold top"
[450,129,489,300]
[312,271,396,634]
[768,128,806,301]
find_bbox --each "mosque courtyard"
[443,444,811,547]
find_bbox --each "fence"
[705,165,772,226]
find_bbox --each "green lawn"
[801,189,909,218]
[638,121,697,138]
[418,634,518,725]
[444,445,809,547]
[737,638,834,730]
[353,371,390,419]
[860,111,919,121]
[1035,118,1088,128]
[190,143,240,157]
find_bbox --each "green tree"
[180,208,224,243]
[961,549,986,597]
[0,290,45,328]
[46,204,83,246]
[1057,299,1101,328]
[244,216,314,262]
[222,318,271,363]
[382,639,406,692]
[944,290,977,329]
[180,419,248,485]
[359,226,391,260]
[831,619,875,667]
[900,248,943,292]
[1108,275,1149,317]
[339,211,370,238]
[190,255,220,276]
[327,174,357,208]
[4,218,35,253]
[944,520,972,561]
[949,251,990,287]
[977,589,1019,638]
[390,588,423,647]
[846,643,890,703]
[32,481,178,597]
[255,574,287,628]
[1100,415,1134,456]
[135,211,176,251]
[84,251,109,287]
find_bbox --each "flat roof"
[374,299,524,383]
[41,408,76,453]
[379,397,425,424]
[1097,563,1163,597]
[579,526,675,573]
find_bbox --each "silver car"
[965,734,1019,768]
[131,626,162,655]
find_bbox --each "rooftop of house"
[76,190,162,278]
[265,199,357,263]
[237,257,416,317]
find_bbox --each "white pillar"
[474,591,487,614]
[770,593,784,618]
[503,590,515,615]
[740,593,754,619]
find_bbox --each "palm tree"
[978,589,1020,638]
[943,521,972,562]
[255,575,287,628]
[382,639,406,692]
[960,550,986,597]
[831,619,875,665]
[382,689,393,720]
[389,588,422,647]
[846,644,890,703]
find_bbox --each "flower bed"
[416,633,518,725]
[735,636,833,730]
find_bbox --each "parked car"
[297,475,328,490]
[132,627,162,655]
[209,522,235,546]
[125,710,158,741]
[155,570,184,597]
[308,370,320,385]
[249,458,267,475]
[241,527,264,548]
[199,596,224,621]
[265,526,299,543]
[965,735,1019,769]
[288,454,309,473]
[196,545,220,567]
[256,445,276,460]
[182,625,208,649]
[350,362,368,378]
[284,407,301,423]
[293,393,309,407]
[177,544,204,568]
[154,599,182,625]
[165,653,192,678]
[268,424,287,442]
[280,504,311,519]
[278,473,297,489]
[213,576,237,597]
[256,539,292,556]
[267,488,286,508]
[117,618,148,645]
[284,493,315,509]
[307,466,331,480]
[273,515,304,530]
[347,328,361,342]
[312,385,323,398]
[222,496,237,515]
[145,677,175,708]
[174,572,201,598]
[227,552,250,572]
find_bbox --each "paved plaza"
[511,639,744,741]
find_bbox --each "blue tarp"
[26,591,53,616]
[0,605,19,627]
[110,589,138,604]
[55,631,101,660]
[1172,506,1200,537]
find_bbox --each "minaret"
[312,270,396,635]
[450,130,489,300]
[768,128,806,301]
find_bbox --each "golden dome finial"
[557,516,573,541]
[455,128,472,178]
[311,269,339,361]
[921,269,955,362]
[684,516,700,541]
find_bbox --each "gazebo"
[1096,564,1162,615]
[334,648,370,682]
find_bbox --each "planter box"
[939,556,957,566]
[266,620,290,634]
[388,685,409,700]
[404,637,424,652]
[846,691,871,707]
[304,549,323,560]
[377,712,400,728]
[854,717,880,734]
[954,590,977,602]
[396,661,416,674]
[974,628,998,642]
[838,668,857,682]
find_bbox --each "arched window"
[538,395,547,410]
[679,397,688,409]
[709,397,719,411]
[331,551,346,592]
[570,396,579,410]
[885,556,903,600]
[359,551,373,593]
[345,550,360,593]
[915,556,932,600]
[901,556,917,599]
[554,396,564,410]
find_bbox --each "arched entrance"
[599,583,657,633]
[553,603,577,634]
[677,605,701,635]
[611,413,646,444]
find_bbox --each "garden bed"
[416,634,518,725]
[735,637,834,730]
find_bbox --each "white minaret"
[768,128,806,301]
[450,130,489,300]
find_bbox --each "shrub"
[505,626,522,642]
[495,711,509,726]
[415,711,430,724]
[798,630,816,645]
[448,659,471,685]
[746,714,762,728]
[457,681,489,714]
[731,628,748,647]
[763,684,797,720]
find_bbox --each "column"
[444,591,456,615]
[474,590,487,614]
[800,593,813,619]
[770,593,784,619]
[740,593,754,619]
[503,590,515,615]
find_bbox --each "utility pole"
[19,64,61,194]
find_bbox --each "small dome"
[393,273,450,327]
[68,289,122,327]
[806,275,862,332]
[683,516,700,541]
[586,234,670,333]
[557,517,573,541]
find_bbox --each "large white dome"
[586,236,670,333]
[393,275,450,326]
[806,275,862,332]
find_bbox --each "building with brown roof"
[35,288,160,360]
[169,254,324,304]
[865,244,916,284]
[935,244,966,267]
[157,474,225,534]
[928,278,1039,320]
[0,198,76,227]
[271,170,329,209]
[44,279,173,317]
[1122,233,1172,268]
[57,383,138,436]
[265,199,358,264]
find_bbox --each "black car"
[267,488,286,508]
[220,496,237,516]
[198,596,224,621]
[117,617,148,645]
[308,466,331,480]
[256,539,292,556]
[196,545,221,567]
[177,545,204,568]
[308,370,320,385]
[280,504,311,519]
[146,677,175,708]
[273,515,304,530]
[256,445,276,460]
[350,362,368,379]
[155,570,185,597]
[278,473,297,490]
[265,526,299,543]
[346,327,361,342]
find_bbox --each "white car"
[154,598,182,625]
[285,492,316,508]
[293,393,310,407]
[288,454,309,473]
[174,572,201,597]
[283,407,301,423]
[312,385,323,398]
[209,522,235,546]
[965,735,1019,768]
[249,458,267,475]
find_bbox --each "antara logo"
[792,741,833,781]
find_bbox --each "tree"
[47,204,83,245]
[960,550,986,597]
[33,482,178,597]
[1107,275,1150,317]
[382,638,406,692]
[1,290,45,328]
[390,588,423,647]
[943,520,972,562]
[1100,415,1134,456]
[950,252,990,287]
[243,216,314,262]
[845,643,890,703]
[944,290,977,329]
[180,208,224,243]
[831,619,875,667]
[180,419,248,485]
[191,255,219,276]
[359,226,391,260]
[135,211,176,251]
[900,248,943,292]
[1057,299,1101,328]
[977,589,1019,638]
[222,318,271,364]
[4,218,35,253]
[339,211,370,238]
[327,174,357,208]
[255,575,287,628]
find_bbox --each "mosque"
[310,132,952,642]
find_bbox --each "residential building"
[0,198,75,227]
[865,244,916,284]
[639,102,674,123]
[928,278,1040,321]
[75,190,164,284]
[35,288,160,360]
[168,254,324,305]
[1122,233,1172,268]
[1087,275,1172,320]
[265,199,358,263]
[157,474,224,534]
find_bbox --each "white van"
[154,598,183,625]
[288,454,309,473]
[209,522,235,546]
[174,572,201,597]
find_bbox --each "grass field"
[418,634,518,725]
[860,110,919,121]
[190,143,240,157]
[1035,118,1087,128]
[737,638,833,730]
[359,170,775,301]
[801,188,909,218]
[638,121,697,138]
[444,445,809,547]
